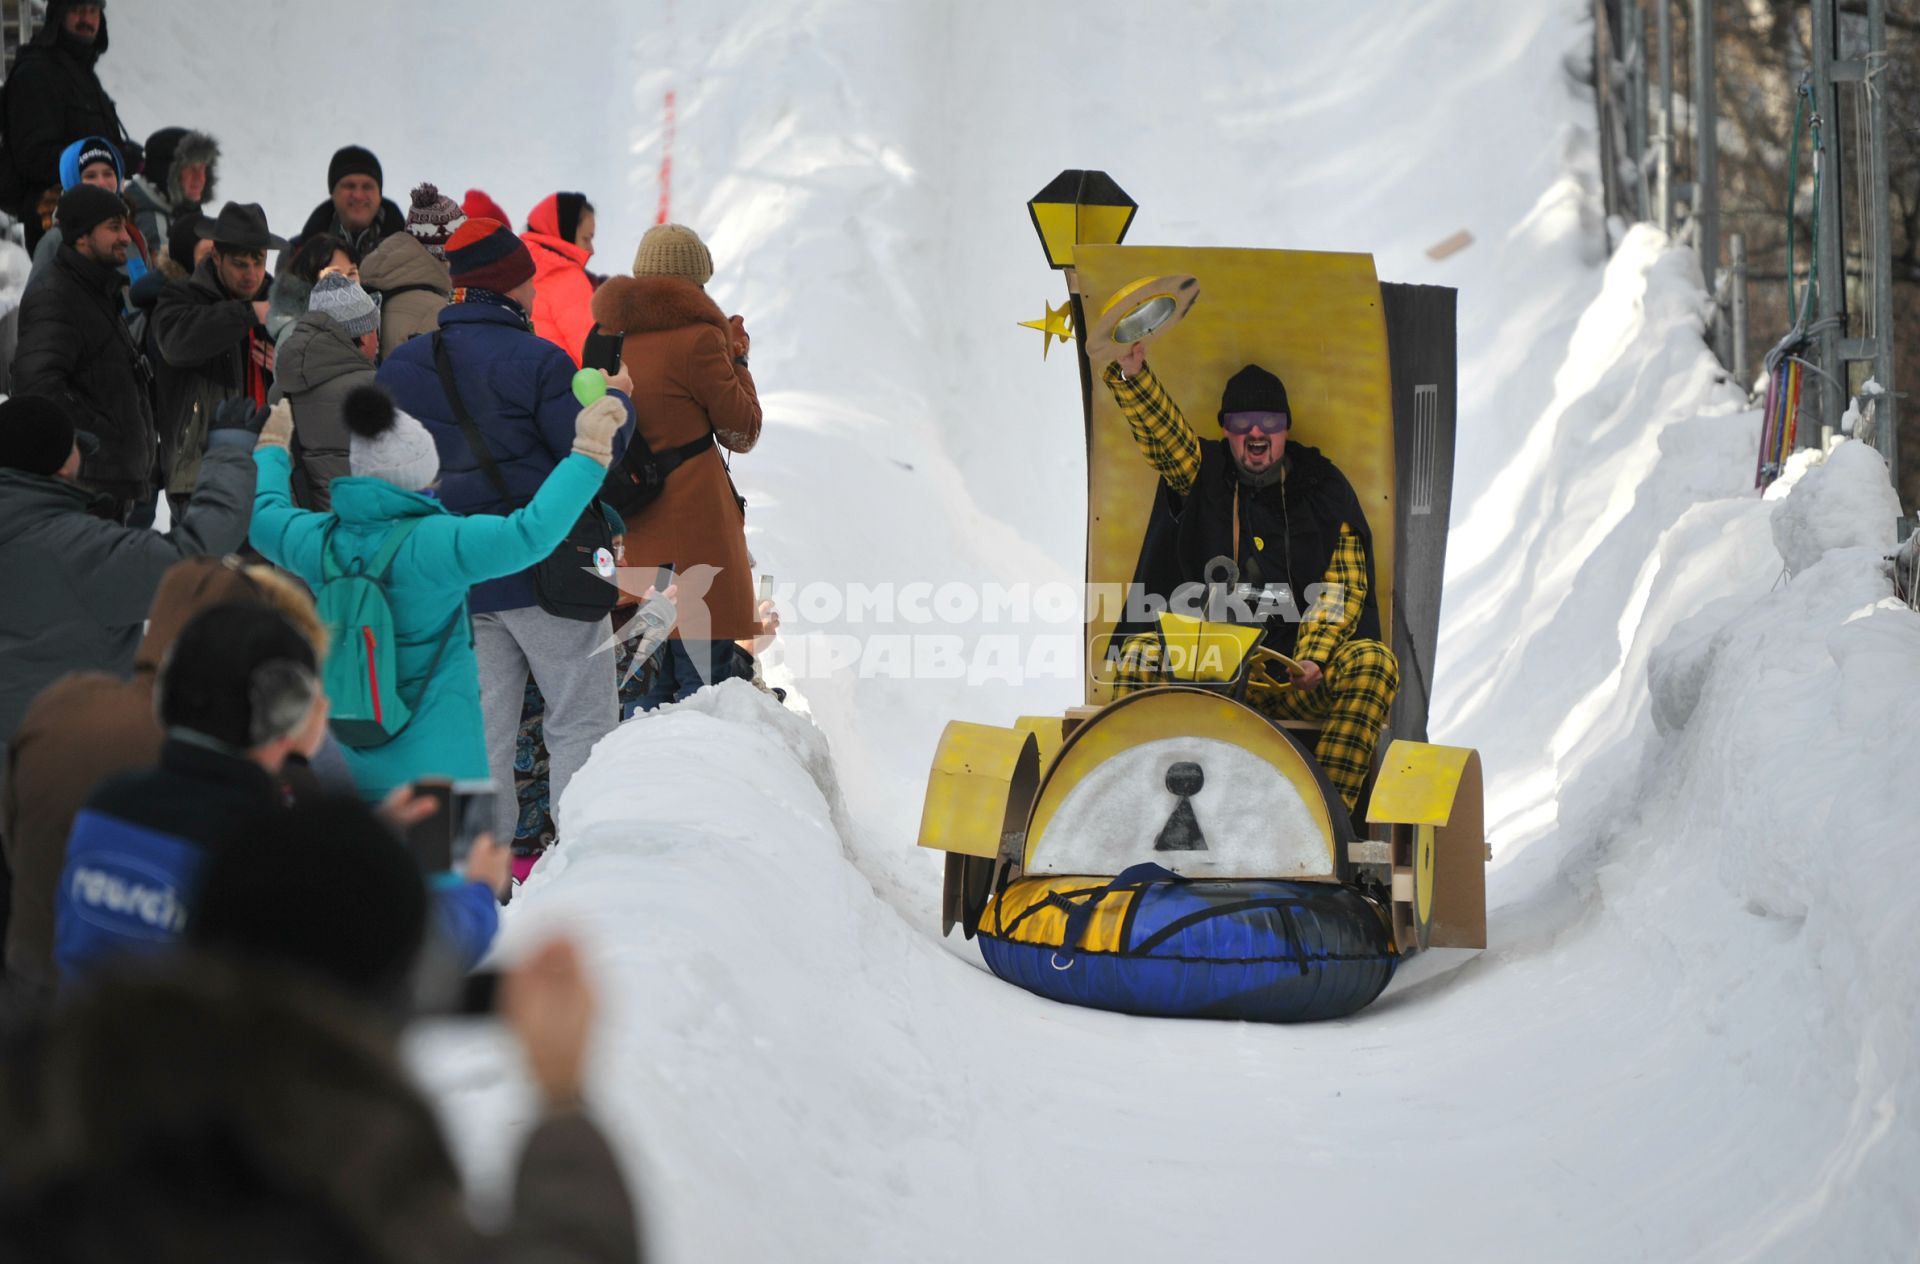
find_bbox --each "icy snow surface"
[110,2,1918,1259]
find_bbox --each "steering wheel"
[1244,646,1303,699]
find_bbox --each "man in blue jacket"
[378,218,635,848]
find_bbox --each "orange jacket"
[521,194,595,366]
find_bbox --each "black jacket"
[84,736,285,853]
[10,245,156,491]
[151,257,271,495]
[1,2,127,208]
[298,197,407,259]
[1127,440,1382,658]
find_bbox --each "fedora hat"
[199,201,288,252]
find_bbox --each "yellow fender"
[1366,741,1486,951]
[916,721,1041,937]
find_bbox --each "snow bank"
[1770,440,1902,576]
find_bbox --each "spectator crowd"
[0,3,781,1256]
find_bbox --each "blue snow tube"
[976,864,1396,1022]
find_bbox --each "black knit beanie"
[0,396,77,475]
[327,144,383,191]
[55,183,126,238]
[1217,364,1292,425]
[191,795,430,1004]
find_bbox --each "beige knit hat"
[633,222,713,284]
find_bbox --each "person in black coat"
[0,0,130,251]
[151,202,284,504]
[10,185,156,519]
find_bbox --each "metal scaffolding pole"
[1865,0,1898,475]
[1626,1,1648,220]
[1809,0,1848,443]
[1691,0,1722,363]
[1656,0,1673,234]
[1730,233,1750,388]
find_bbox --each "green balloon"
[572,368,607,407]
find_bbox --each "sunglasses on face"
[1221,412,1290,436]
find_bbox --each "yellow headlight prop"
[1026,169,1138,270]
[1083,273,1201,368]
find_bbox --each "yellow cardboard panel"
[1365,739,1476,827]
[916,722,1039,858]
[1072,244,1396,705]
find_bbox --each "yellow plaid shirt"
[1103,361,1367,665]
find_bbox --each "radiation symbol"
[593,547,616,579]
[1414,824,1436,951]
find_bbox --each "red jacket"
[521,194,595,367]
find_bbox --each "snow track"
[111,2,1918,1258]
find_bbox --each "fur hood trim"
[590,274,728,337]
[169,130,220,205]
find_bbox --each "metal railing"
[1592,0,1900,484]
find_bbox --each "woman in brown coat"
[589,223,763,707]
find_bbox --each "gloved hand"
[257,399,295,451]
[205,398,269,452]
[572,395,627,467]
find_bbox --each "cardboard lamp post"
[923,169,1487,1023]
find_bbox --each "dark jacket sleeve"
[153,284,257,368]
[497,1111,643,1264]
[10,285,107,440]
[5,59,70,186]
[69,443,256,627]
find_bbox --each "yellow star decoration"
[1019,299,1075,359]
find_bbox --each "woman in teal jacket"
[250,383,629,799]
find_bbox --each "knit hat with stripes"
[406,182,465,259]
[445,217,534,292]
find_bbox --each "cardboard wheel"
[1083,273,1201,367]
[1412,823,1436,951]
[942,853,996,940]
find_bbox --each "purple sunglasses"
[1221,411,1290,436]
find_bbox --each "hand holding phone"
[461,827,510,899]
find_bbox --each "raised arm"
[434,397,629,588]
[72,442,256,627]
[1101,359,1201,496]
[248,403,336,581]
[685,323,761,453]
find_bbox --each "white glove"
[572,396,627,466]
